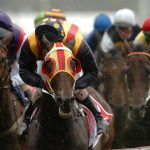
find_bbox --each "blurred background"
[1,0,150,35]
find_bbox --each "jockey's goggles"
[97,31,104,35]
[116,26,132,34]
[144,31,150,36]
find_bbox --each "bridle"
[127,51,150,59]
[0,46,11,89]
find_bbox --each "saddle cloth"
[81,95,113,147]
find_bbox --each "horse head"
[101,55,129,108]
[126,52,150,120]
[42,42,81,119]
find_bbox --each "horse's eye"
[46,61,53,74]
[70,59,77,72]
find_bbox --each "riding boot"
[24,89,32,100]
[19,100,34,137]
[80,95,108,135]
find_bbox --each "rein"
[41,89,82,116]
[127,52,150,58]
[42,88,75,109]
[0,87,24,138]
[42,88,56,102]
[0,58,10,88]
[0,114,23,138]
[0,85,10,89]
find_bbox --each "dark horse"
[124,51,150,147]
[99,54,129,148]
[0,46,24,149]
[26,43,115,150]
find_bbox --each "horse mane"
[102,47,124,62]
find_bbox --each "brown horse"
[124,51,150,147]
[26,43,114,150]
[98,54,130,148]
[0,46,24,149]
[126,52,150,120]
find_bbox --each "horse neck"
[0,73,12,109]
[0,84,15,132]
[104,75,129,107]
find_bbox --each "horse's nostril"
[140,105,147,113]
[129,105,133,110]
[64,101,70,113]
[141,105,146,109]
[139,106,146,118]
[57,97,63,104]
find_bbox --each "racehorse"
[99,54,129,148]
[0,45,24,150]
[124,51,150,147]
[26,42,115,150]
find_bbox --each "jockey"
[86,13,112,54]
[0,10,32,105]
[100,8,140,58]
[134,16,150,50]
[34,9,67,79]
[20,9,67,136]
[19,17,108,136]
[86,14,112,91]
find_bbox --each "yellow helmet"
[34,8,66,27]
[35,18,65,43]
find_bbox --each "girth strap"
[0,113,23,138]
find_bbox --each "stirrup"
[19,122,28,137]
[96,118,108,135]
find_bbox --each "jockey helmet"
[142,16,150,32]
[114,8,136,27]
[35,18,65,43]
[94,13,112,32]
[34,8,66,27]
[0,10,13,37]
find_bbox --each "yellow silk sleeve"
[27,32,39,59]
